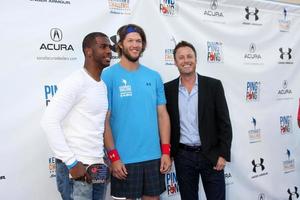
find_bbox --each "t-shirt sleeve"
[156,73,166,105]
[101,70,112,111]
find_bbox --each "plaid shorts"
[111,158,166,199]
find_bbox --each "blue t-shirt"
[102,63,166,164]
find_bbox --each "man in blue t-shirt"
[102,24,171,200]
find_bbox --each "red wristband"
[108,149,120,163]
[161,144,171,155]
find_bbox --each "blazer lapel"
[198,74,205,122]
[172,78,180,125]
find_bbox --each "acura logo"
[210,0,218,10]
[171,36,176,47]
[283,80,288,89]
[258,193,265,200]
[50,28,63,42]
[249,43,256,53]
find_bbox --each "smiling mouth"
[183,64,191,68]
[131,50,140,54]
[104,57,111,62]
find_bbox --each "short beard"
[123,49,140,62]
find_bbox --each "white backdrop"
[1,0,300,199]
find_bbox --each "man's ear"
[84,47,92,56]
[118,42,123,50]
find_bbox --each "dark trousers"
[174,149,225,200]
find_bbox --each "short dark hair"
[173,40,197,59]
[82,32,108,56]
[116,24,147,57]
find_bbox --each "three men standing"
[42,27,231,200]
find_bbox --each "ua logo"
[109,35,117,52]
[252,158,265,173]
[245,7,259,21]
[287,187,299,200]
[279,48,292,60]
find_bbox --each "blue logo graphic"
[207,41,223,63]
[166,171,179,196]
[44,85,58,106]
[160,0,178,16]
[280,115,292,135]
[246,81,260,102]
[49,157,56,178]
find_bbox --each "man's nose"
[183,57,189,63]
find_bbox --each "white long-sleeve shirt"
[41,69,107,166]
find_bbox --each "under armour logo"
[146,82,151,86]
[245,7,259,21]
[287,187,299,200]
[210,0,218,10]
[110,35,117,52]
[279,48,292,60]
[50,28,63,42]
[109,153,115,159]
[252,158,265,173]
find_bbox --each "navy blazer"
[164,74,232,166]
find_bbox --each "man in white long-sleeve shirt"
[41,32,112,200]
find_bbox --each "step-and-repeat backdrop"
[1,0,300,199]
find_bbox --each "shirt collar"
[179,74,198,88]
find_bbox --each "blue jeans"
[55,159,107,200]
[174,149,225,200]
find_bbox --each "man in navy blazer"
[164,41,232,200]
